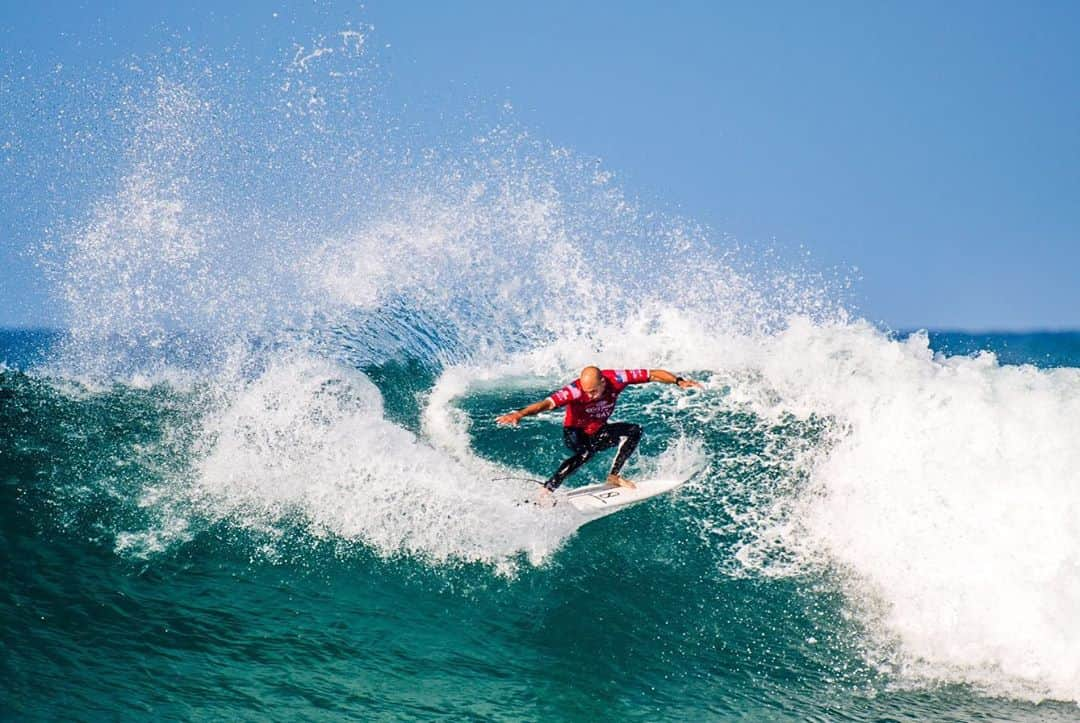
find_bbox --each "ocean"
[5,26,1080,722]
[4,325,1080,721]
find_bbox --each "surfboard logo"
[590,489,622,503]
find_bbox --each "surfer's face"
[582,376,606,400]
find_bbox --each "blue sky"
[2,1,1078,330]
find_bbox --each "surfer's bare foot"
[535,487,556,507]
[607,474,636,489]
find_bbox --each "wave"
[11,21,1080,705]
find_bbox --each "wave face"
[4,23,1080,722]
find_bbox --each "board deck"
[557,476,689,515]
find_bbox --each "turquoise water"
[4,329,1080,721]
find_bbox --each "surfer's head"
[580,366,606,400]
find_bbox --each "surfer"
[496,367,701,496]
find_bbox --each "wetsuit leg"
[544,428,596,492]
[543,423,642,491]
[591,422,642,476]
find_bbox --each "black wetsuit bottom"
[544,422,642,492]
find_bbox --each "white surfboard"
[557,476,689,515]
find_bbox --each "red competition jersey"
[548,369,651,435]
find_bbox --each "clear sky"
[2,1,1078,330]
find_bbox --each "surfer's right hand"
[495,411,522,426]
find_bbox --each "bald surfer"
[496,367,702,497]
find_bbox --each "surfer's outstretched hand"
[676,377,703,389]
[495,412,522,426]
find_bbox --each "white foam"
[192,354,578,570]
[723,319,1080,702]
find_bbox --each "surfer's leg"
[603,422,642,476]
[543,428,595,491]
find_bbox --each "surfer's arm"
[649,369,703,389]
[495,398,555,426]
